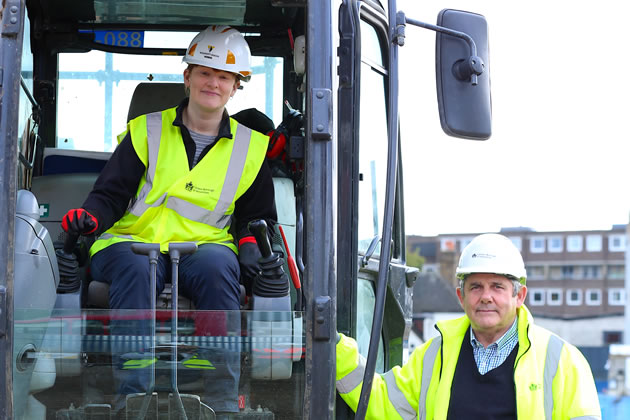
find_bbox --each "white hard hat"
[456,233,527,284]
[183,25,252,82]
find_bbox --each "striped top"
[470,317,519,375]
[189,129,217,166]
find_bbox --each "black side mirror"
[436,9,491,140]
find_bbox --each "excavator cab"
[1,0,491,418]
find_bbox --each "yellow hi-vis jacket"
[90,106,269,256]
[336,305,601,420]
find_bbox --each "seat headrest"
[127,82,186,122]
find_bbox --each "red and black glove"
[61,208,98,236]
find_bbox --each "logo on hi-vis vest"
[529,383,541,391]
[185,182,213,194]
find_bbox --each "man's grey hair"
[458,275,522,297]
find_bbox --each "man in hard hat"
[61,26,275,416]
[336,233,601,419]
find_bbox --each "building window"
[548,236,563,253]
[529,288,545,306]
[441,238,456,252]
[526,265,545,280]
[550,265,576,280]
[509,236,522,252]
[549,266,563,280]
[562,265,575,279]
[608,234,626,252]
[607,265,625,280]
[547,289,563,306]
[566,289,582,306]
[566,235,583,252]
[529,237,545,253]
[582,265,601,280]
[585,234,602,252]
[603,331,623,344]
[585,289,602,305]
[608,288,626,306]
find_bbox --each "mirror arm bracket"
[398,11,484,85]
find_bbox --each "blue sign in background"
[86,30,145,48]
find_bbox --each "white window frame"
[586,234,602,252]
[547,288,563,306]
[529,288,545,306]
[585,289,602,306]
[566,289,582,306]
[509,236,522,252]
[530,236,545,253]
[608,288,626,306]
[608,234,626,252]
[547,236,563,253]
[566,235,583,252]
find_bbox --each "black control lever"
[56,232,80,294]
[248,219,273,258]
[247,219,289,298]
[62,232,80,255]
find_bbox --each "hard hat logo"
[183,25,253,82]
[471,252,496,259]
[200,49,219,60]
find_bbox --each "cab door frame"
[0,0,27,417]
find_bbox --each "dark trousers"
[90,241,241,413]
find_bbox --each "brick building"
[408,226,627,346]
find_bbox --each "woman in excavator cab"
[61,25,277,418]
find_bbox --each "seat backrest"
[126,82,186,122]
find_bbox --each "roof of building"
[413,271,462,314]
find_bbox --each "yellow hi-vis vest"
[336,305,601,420]
[90,107,269,256]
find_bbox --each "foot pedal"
[125,392,158,419]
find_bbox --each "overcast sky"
[396,0,630,236]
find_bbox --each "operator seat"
[126,82,186,121]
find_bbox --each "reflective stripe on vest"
[128,112,164,215]
[543,335,564,420]
[418,337,441,420]
[384,370,416,420]
[336,354,366,394]
[98,233,134,241]
[128,112,253,230]
[418,334,567,420]
[336,354,416,419]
